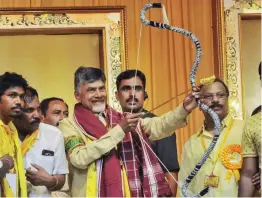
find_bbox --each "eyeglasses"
[202,92,228,101]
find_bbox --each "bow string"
[139,3,222,197]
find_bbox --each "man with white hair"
[59,66,199,197]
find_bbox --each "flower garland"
[220,144,242,181]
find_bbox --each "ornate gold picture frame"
[223,0,261,119]
[0,7,128,111]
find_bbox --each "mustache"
[30,118,41,124]
[209,103,223,109]
[11,104,22,110]
[126,97,139,103]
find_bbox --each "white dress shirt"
[23,123,68,197]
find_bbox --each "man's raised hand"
[119,113,141,133]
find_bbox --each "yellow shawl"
[84,137,130,197]
[0,120,27,197]
[21,129,39,156]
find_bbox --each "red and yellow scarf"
[74,103,171,197]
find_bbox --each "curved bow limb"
[140,3,222,197]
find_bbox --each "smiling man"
[13,87,68,197]
[40,97,69,127]
[178,77,253,197]
[59,66,199,197]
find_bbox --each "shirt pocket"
[36,155,55,175]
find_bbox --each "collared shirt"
[23,123,68,197]
[178,114,245,197]
[95,112,107,126]
[242,113,261,168]
[59,103,188,197]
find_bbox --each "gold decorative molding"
[224,0,261,119]
[0,14,79,26]
[0,8,128,111]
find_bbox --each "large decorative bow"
[140,3,222,197]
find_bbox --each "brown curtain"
[0,0,217,161]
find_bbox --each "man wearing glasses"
[178,77,245,197]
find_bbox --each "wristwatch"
[0,160,3,169]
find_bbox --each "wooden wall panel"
[0,0,218,161]
[31,0,75,7]
[0,0,30,7]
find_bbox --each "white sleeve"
[53,133,69,175]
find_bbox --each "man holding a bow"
[179,76,259,197]
[59,66,199,197]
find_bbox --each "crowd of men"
[0,63,261,197]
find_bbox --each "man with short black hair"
[0,72,28,197]
[115,69,180,196]
[40,98,70,198]
[40,97,68,127]
[13,87,68,197]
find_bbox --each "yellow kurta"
[178,115,245,197]
[0,120,27,197]
[59,104,188,197]
[242,113,261,168]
